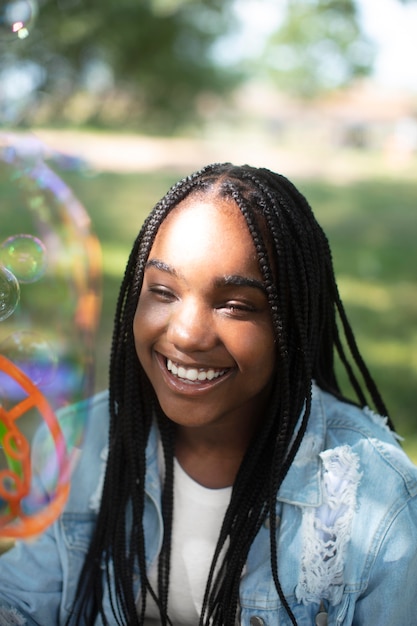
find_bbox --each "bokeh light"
[0,134,101,538]
[0,0,38,41]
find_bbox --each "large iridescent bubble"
[0,134,101,538]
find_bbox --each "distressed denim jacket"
[1,385,417,626]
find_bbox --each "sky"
[225,0,417,92]
[360,0,417,90]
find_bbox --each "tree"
[1,0,389,130]
[1,0,240,131]
[261,0,375,98]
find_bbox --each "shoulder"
[293,387,417,606]
[61,390,111,513]
[62,388,110,449]
[316,386,417,499]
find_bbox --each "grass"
[2,158,416,462]
[299,177,417,460]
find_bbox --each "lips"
[166,358,228,382]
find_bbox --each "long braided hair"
[69,163,390,625]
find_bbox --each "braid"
[155,413,175,625]
[69,162,391,625]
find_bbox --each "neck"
[174,421,255,489]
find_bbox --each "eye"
[148,285,177,302]
[221,300,257,317]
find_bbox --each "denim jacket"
[1,385,417,625]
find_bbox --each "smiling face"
[134,193,276,435]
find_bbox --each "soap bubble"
[0,265,20,322]
[0,331,57,387]
[0,134,101,538]
[0,234,47,283]
[0,0,38,41]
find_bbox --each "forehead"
[150,196,257,264]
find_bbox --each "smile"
[166,358,228,382]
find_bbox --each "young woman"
[0,163,416,626]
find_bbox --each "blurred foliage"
[262,0,374,97]
[1,0,240,132]
[0,0,380,131]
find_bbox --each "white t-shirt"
[143,456,232,625]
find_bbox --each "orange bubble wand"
[0,355,70,538]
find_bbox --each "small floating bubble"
[0,265,20,322]
[0,234,47,284]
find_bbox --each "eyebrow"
[215,275,266,293]
[146,259,178,276]
[146,259,266,293]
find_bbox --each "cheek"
[134,297,165,339]
[254,343,276,384]
[229,324,276,380]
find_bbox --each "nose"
[166,297,217,353]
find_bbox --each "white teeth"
[166,358,226,382]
